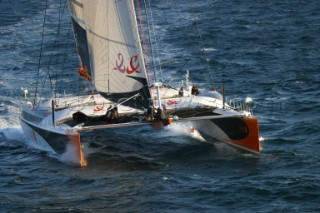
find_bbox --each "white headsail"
[68,0,151,106]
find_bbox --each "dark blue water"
[1,0,320,212]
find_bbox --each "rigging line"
[188,0,214,84]
[41,0,64,98]
[166,55,191,88]
[146,0,163,81]
[177,58,191,73]
[34,0,48,105]
[177,9,202,68]
[38,73,48,102]
[107,1,110,94]
[164,7,201,87]
[57,18,72,97]
[55,0,69,97]
[39,0,64,99]
[142,0,157,82]
[135,0,152,84]
[77,71,82,97]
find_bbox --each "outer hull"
[19,116,86,166]
[19,94,145,166]
[191,116,260,153]
[20,117,68,154]
[20,117,56,153]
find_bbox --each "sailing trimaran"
[19,0,260,167]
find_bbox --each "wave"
[0,127,24,142]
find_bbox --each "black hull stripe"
[210,117,249,140]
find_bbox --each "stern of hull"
[66,129,87,167]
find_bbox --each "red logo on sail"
[94,105,104,112]
[167,100,180,105]
[113,53,141,74]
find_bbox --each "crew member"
[155,107,162,121]
[106,105,112,117]
[110,106,119,122]
[179,86,184,96]
[191,84,199,96]
[146,105,155,121]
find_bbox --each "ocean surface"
[1,0,320,212]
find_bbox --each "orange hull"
[66,130,87,167]
[225,117,260,153]
[192,116,260,154]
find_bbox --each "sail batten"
[69,0,151,107]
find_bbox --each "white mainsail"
[68,0,151,105]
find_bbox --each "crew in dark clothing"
[191,84,199,96]
[110,106,119,122]
[104,105,119,123]
[155,106,169,122]
[106,105,112,117]
[179,86,184,96]
[155,107,163,121]
[162,104,168,119]
[146,105,155,121]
